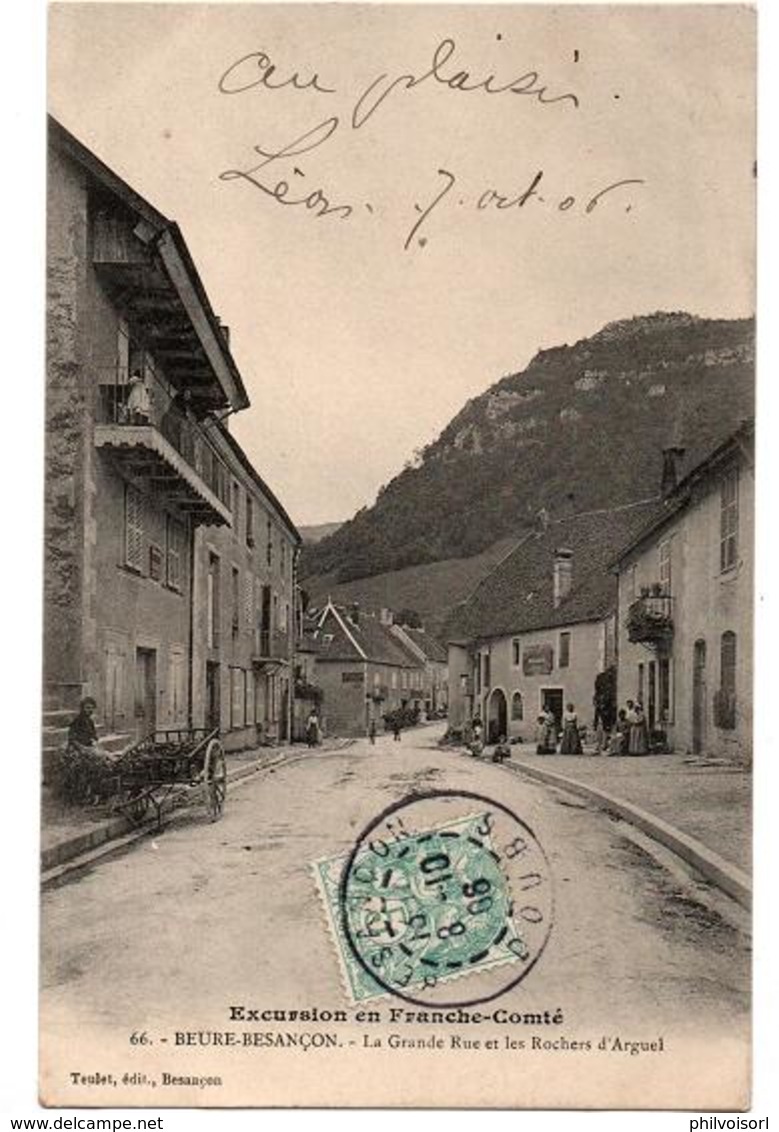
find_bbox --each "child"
[492,735,511,763]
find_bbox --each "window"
[207,554,220,649]
[715,631,737,729]
[659,656,673,724]
[267,519,273,567]
[512,639,521,667]
[166,517,184,590]
[659,538,672,594]
[117,319,130,380]
[628,564,637,601]
[230,667,245,729]
[637,662,645,706]
[603,616,617,670]
[148,543,163,582]
[231,567,240,634]
[720,469,739,572]
[244,573,253,628]
[232,482,241,530]
[125,484,144,572]
[482,653,491,689]
[245,668,255,725]
[511,692,523,721]
[246,495,254,547]
[559,632,571,669]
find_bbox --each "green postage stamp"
[314,794,552,1005]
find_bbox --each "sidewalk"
[509,749,751,874]
[40,738,353,873]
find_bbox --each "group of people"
[533,698,652,757]
[465,718,511,763]
[535,703,584,755]
[605,699,650,756]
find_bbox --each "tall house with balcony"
[612,422,754,763]
[45,117,298,755]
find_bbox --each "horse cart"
[112,727,227,826]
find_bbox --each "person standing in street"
[629,702,650,755]
[391,717,402,742]
[369,718,377,745]
[305,709,321,749]
[560,702,583,754]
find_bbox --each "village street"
[41,724,750,1099]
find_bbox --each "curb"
[40,739,355,878]
[502,756,751,910]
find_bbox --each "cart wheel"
[126,789,150,823]
[203,739,226,821]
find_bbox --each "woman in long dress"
[628,702,649,755]
[560,703,583,754]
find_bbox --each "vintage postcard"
[41,3,755,1110]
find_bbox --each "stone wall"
[44,147,89,708]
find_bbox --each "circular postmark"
[338,790,553,1008]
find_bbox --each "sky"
[48,3,756,526]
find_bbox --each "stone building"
[446,500,660,745]
[390,624,449,716]
[191,425,300,751]
[612,422,754,762]
[44,116,297,763]
[304,602,425,737]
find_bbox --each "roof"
[403,627,449,664]
[214,423,301,545]
[446,498,663,643]
[48,115,249,412]
[312,602,424,667]
[610,419,754,568]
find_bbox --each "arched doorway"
[488,688,508,744]
[692,639,707,754]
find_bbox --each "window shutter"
[166,517,182,590]
[125,485,144,571]
[245,573,253,627]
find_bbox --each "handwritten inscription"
[219,118,352,220]
[216,35,644,249]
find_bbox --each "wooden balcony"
[95,380,232,527]
[626,593,674,645]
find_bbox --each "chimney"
[349,602,360,626]
[379,608,394,626]
[536,507,550,533]
[661,446,686,497]
[217,319,231,348]
[553,548,573,608]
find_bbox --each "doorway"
[206,661,221,732]
[488,688,508,743]
[134,647,157,739]
[648,660,657,732]
[692,639,707,755]
[541,689,564,735]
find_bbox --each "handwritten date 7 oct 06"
[216,37,645,250]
